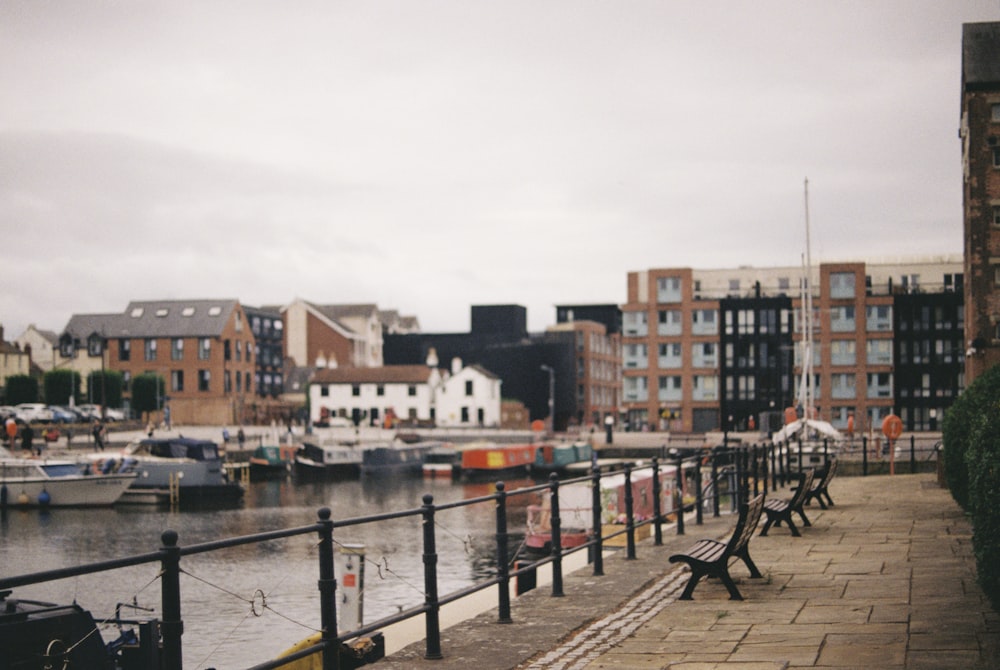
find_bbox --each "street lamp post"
[540,365,555,433]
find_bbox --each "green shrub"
[941,364,1000,510]
[4,375,38,405]
[965,407,1000,612]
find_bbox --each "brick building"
[961,22,1000,384]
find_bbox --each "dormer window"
[131,307,144,318]
[208,306,222,316]
[155,308,169,317]
[182,307,195,317]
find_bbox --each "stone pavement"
[377,472,1000,670]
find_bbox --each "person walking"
[237,426,246,449]
[92,419,105,451]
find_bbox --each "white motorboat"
[0,448,136,507]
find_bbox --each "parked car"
[14,403,54,423]
[0,405,19,422]
[53,405,87,423]
[47,406,79,424]
[76,404,126,421]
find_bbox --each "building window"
[376,384,385,396]
[992,205,1000,226]
[224,371,232,393]
[465,380,473,396]
[118,339,130,361]
[624,343,648,369]
[198,370,210,392]
[992,103,1000,121]
[171,338,184,361]
[830,306,856,332]
[198,338,211,360]
[994,266,1000,286]
[993,147,1000,168]
[656,276,682,303]
[830,340,856,366]
[623,311,648,336]
[692,309,718,335]
[829,272,856,299]
[172,370,184,392]
[408,385,417,397]
[144,338,157,361]
[352,385,360,397]
[224,340,232,361]
[320,385,329,397]
[122,371,131,392]
[657,309,682,336]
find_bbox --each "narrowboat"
[249,444,301,479]
[360,441,437,477]
[459,442,537,479]
[294,441,362,479]
[531,441,594,474]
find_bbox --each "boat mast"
[803,178,814,421]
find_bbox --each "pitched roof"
[64,300,240,339]
[312,365,434,384]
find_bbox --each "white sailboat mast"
[803,178,814,420]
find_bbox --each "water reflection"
[0,473,542,668]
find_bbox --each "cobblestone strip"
[520,567,690,670]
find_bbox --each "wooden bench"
[668,493,765,600]
[759,469,815,537]
[803,458,837,509]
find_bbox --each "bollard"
[590,466,604,576]
[549,473,565,596]
[421,494,442,659]
[494,482,512,623]
[160,530,183,670]
[316,508,339,670]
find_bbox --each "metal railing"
[0,443,800,670]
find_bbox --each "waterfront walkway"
[378,472,999,669]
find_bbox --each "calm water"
[0,473,541,669]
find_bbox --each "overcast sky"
[2,1,997,340]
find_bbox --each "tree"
[5,374,39,405]
[43,369,81,406]
[131,373,164,421]
[86,370,124,409]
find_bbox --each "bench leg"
[796,508,811,528]
[718,569,744,600]
[678,568,706,600]
[822,490,835,507]
[734,548,762,579]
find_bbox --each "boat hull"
[0,472,136,507]
[460,443,537,479]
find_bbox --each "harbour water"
[0,473,542,669]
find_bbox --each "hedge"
[941,364,1000,510]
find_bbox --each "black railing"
[0,443,795,670]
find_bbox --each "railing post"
[797,438,803,475]
[421,494,442,660]
[623,465,637,559]
[770,441,777,492]
[910,435,916,473]
[651,457,663,545]
[544,474,563,597]
[159,530,183,670]
[862,436,869,476]
[316,508,339,670]
[751,445,760,498]
[590,465,604,576]
[710,451,720,518]
[674,455,685,536]
[494,482,512,623]
[694,457,703,526]
[760,443,769,495]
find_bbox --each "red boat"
[459,442,537,479]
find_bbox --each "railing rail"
[0,443,796,670]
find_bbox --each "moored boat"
[459,442,537,479]
[422,443,460,479]
[532,441,593,474]
[110,437,244,506]
[294,441,362,479]
[361,441,437,477]
[0,448,136,507]
[249,444,301,479]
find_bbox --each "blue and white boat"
[0,447,136,507]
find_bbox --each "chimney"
[451,357,462,375]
